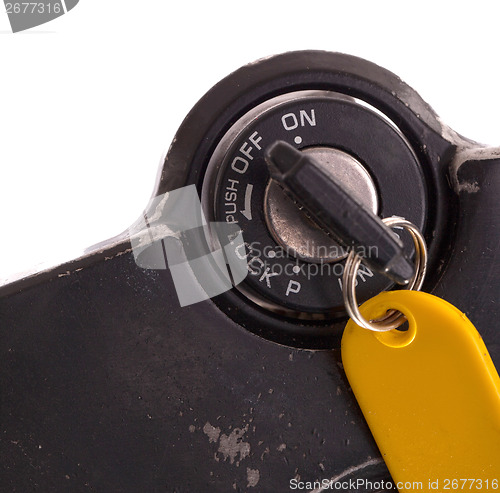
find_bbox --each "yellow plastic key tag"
[342,290,500,491]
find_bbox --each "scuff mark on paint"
[246,467,260,487]
[218,425,250,465]
[203,422,221,443]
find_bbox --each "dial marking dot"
[268,250,276,258]
[292,265,301,274]
[294,136,303,145]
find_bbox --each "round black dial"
[203,91,427,318]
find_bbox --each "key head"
[265,140,415,285]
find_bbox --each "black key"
[265,140,414,285]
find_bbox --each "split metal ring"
[342,216,428,332]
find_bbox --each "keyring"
[342,217,428,332]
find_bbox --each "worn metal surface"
[0,250,391,491]
[1,160,499,491]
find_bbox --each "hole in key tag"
[341,290,500,488]
[340,218,500,489]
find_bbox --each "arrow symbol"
[240,184,253,221]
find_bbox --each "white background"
[1,1,499,284]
